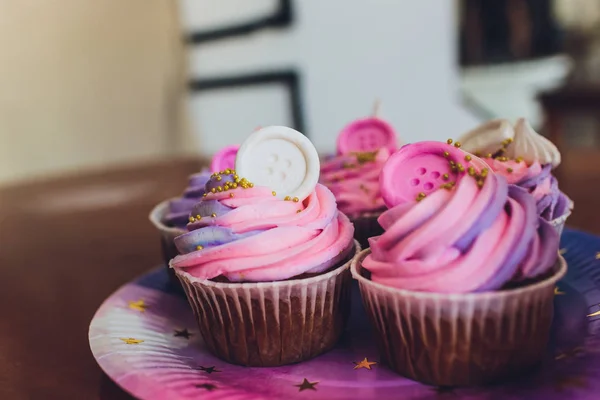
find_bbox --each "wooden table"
[0,158,204,399]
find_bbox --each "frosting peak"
[507,118,561,168]
[459,118,561,168]
[459,119,514,156]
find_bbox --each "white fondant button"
[235,126,320,201]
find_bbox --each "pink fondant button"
[211,145,239,172]
[337,118,397,155]
[380,141,487,208]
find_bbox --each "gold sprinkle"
[477,180,484,188]
[284,196,291,201]
[457,163,465,172]
[454,142,461,148]
[507,168,513,173]
[211,188,216,193]
[224,169,231,174]
[216,176,222,181]
[516,156,524,163]
[203,193,208,197]
[446,138,453,144]
[474,151,481,157]
[196,245,204,251]
[443,151,449,158]
[467,167,476,176]
[230,193,235,198]
[465,155,472,161]
[196,215,201,220]
[216,186,223,192]
[211,213,217,218]
[296,209,302,213]
[442,173,449,180]
[293,197,299,202]
[481,168,489,177]
[189,217,195,223]
[232,182,238,188]
[486,153,492,158]
[233,175,239,180]
[249,183,254,188]
[272,191,277,196]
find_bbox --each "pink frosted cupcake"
[459,118,572,235]
[171,126,358,366]
[320,117,398,247]
[352,141,566,386]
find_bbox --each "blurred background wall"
[2,0,599,188]
[0,0,195,185]
[182,0,480,156]
[0,0,481,186]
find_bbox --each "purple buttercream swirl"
[515,164,570,221]
[163,170,211,228]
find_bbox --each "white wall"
[180,0,480,156]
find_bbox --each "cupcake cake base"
[175,240,360,367]
[352,249,567,386]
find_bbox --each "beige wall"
[0,0,197,185]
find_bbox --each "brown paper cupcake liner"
[174,240,360,367]
[349,211,383,249]
[149,199,186,287]
[351,249,567,386]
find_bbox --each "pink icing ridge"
[319,149,390,216]
[171,184,355,282]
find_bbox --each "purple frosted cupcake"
[149,171,211,285]
[149,146,240,283]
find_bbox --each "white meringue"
[506,118,561,168]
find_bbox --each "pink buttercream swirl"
[171,183,355,282]
[320,149,390,216]
[364,171,559,293]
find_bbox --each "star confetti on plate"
[295,378,318,392]
[197,366,221,374]
[353,358,377,370]
[554,287,565,295]
[588,306,600,317]
[173,328,192,339]
[120,338,144,345]
[127,299,147,312]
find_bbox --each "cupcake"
[352,141,566,386]
[458,118,572,234]
[149,145,239,285]
[320,116,398,248]
[171,126,358,367]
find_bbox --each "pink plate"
[90,228,600,399]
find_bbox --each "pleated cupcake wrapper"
[149,199,186,286]
[549,208,571,237]
[351,249,567,386]
[349,211,384,249]
[173,240,360,367]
